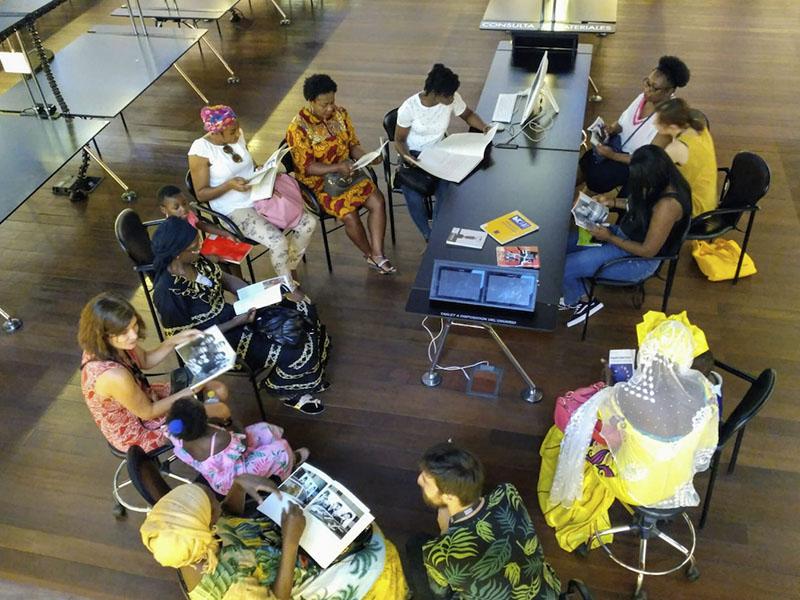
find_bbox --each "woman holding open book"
[188,105,317,294]
[394,63,490,241]
[140,479,409,599]
[286,74,396,274]
[151,217,330,415]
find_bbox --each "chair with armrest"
[279,140,380,273]
[698,363,776,529]
[114,209,165,342]
[687,151,770,284]
[580,214,692,340]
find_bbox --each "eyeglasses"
[223,144,243,163]
[642,77,672,93]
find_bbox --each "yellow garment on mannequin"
[635,311,709,357]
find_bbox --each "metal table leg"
[483,324,543,403]
[0,307,22,333]
[82,146,137,202]
[185,22,239,83]
[268,0,291,25]
[421,318,451,387]
[172,64,209,102]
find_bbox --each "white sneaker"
[558,297,577,311]
[566,299,604,327]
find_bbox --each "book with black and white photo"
[446,227,488,249]
[232,275,290,315]
[587,116,606,147]
[246,146,291,201]
[257,463,374,568]
[572,192,610,231]
[174,326,236,390]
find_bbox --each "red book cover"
[201,236,253,264]
[496,245,540,269]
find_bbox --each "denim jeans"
[401,178,450,241]
[562,225,660,305]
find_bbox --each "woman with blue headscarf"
[151,217,330,415]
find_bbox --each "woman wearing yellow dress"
[654,98,718,216]
[286,74,395,274]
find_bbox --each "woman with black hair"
[150,216,330,414]
[394,63,490,241]
[286,74,395,274]
[563,145,691,326]
[579,56,691,194]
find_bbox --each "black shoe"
[566,299,604,327]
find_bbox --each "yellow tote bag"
[691,239,757,282]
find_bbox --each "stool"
[592,506,700,600]
[109,443,185,519]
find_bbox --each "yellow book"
[480,210,539,244]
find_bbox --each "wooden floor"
[0,0,798,598]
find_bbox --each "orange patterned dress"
[286,106,375,219]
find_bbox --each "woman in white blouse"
[188,105,316,295]
[394,64,490,241]
[578,56,690,194]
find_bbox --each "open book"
[587,116,606,146]
[572,192,609,230]
[351,140,388,172]
[257,464,374,568]
[410,125,498,183]
[174,326,236,390]
[232,275,290,315]
[246,146,291,201]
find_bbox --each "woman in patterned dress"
[286,74,396,274]
[151,217,330,414]
[78,292,231,452]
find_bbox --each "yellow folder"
[480,210,539,244]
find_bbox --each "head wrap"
[151,216,198,275]
[200,105,237,134]
[140,484,219,573]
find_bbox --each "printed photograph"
[175,326,236,386]
[307,488,364,538]
[280,466,328,507]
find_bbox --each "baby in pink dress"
[165,398,308,494]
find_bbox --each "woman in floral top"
[286,73,396,274]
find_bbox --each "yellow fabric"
[220,580,274,600]
[676,127,718,216]
[691,238,757,282]
[140,484,219,573]
[363,534,410,600]
[538,426,615,552]
[635,310,709,358]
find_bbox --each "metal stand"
[421,318,543,403]
[588,75,602,102]
[184,22,239,83]
[269,0,291,25]
[172,63,209,102]
[83,146,137,201]
[0,307,22,333]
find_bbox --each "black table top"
[0,14,22,39]
[111,0,240,19]
[0,0,63,16]
[476,41,591,151]
[0,114,109,224]
[0,27,205,118]
[406,146,581,331]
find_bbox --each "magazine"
[410,125,497,183]
[496,245,539,268]
[257,463,374,568]
[587,116,606,146]
[572,192,609,230]
[232,275,290,315]
[446,227,488,249]
[351,140,388,171]
[608,348,636,383]
[174,326,237,390]
[480,210,539,244]
[200,235,253,264]
[246,146,291,200]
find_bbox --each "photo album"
[174,326,237,390]
[257,463,374,568]
[572,192,609,231]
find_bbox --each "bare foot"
[294,447,310,467]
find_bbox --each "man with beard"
[405,442,561,600]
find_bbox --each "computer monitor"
[518,51,549,127]
[429,260,538,312]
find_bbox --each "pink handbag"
[253,174,305,230]
[553,381,606,445]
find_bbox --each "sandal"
[294,447,310,467]
[315,379,331,393]
[366,255,397,275]
[282,393,325,415]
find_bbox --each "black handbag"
[396,161,438,196]
[322,170,370,198]
[251,304,310,348]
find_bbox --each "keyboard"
[492,93,518,123]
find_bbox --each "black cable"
[26,21,68,115]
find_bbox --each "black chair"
[381,107,434,245]
[561,579,594,599]
[110,443,187,518]
[592,506,700,600]
[114,209,165,341]
[185,170,270,283]
[698,362,776,529]
[687,151,770,284]
[581,213,692,340]
[278,140,380,273]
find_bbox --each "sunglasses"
[223,144,243,163]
